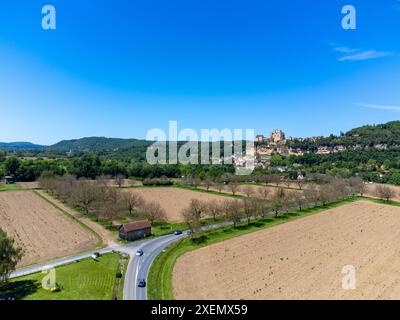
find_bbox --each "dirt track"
[126,187,228,222]
[0,191,97,267]
[173,200,400,300]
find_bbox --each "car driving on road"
[138,279,146,287]
[136,249,144,256]
[174,230,183,235]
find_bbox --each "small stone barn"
[3,176,14,184]
[119,220,152,241]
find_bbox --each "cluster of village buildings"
[228,129,389,171]
[256,130,389,157]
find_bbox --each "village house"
[288,148,304,156]
[333,145,346,153]
[118,220,152,241]
[374,144,387,150]
[255,135,265,143]
[256,145,274,155]
[316,146,332,155]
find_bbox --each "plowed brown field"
[0,191,97,266]
[125,187,228,222]
[173,200,400,300]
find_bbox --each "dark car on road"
[136,249,144,256]
[138,279,146,287]
[174,230,183,235]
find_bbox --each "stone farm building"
[3,176,14,184]
[119,220,152,241]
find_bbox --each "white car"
[136,249,144,256]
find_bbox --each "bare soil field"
[199,183,302,197]
[17,182,40,189]
[125,187,228,222]
[0,191,97,267]
[36,190,116,245]
[173,200,400,300]
[365,183,400,201]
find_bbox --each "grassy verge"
[114,253,129,300]
[0,183,23,192]
[241,181,300,191]
[148,196,360,300]
[1,253,120,300]
[123,182,244,199]
[174,183,244,198]
[363,196,400,207]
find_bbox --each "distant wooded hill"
[2,120,400,154]
[287,121,400,150]
[49,137,152,152]
[0,142,47,150]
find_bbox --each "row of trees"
[38,175,167,226]
[181,176,366,235]
[182,172,366,195]
[375,185,398,202]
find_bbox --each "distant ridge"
[2,120,400,152]
[48,137,152,152]
[0,142,47,150]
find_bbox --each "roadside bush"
[142,178,173,186]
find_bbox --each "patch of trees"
[292,149,400,184]
[0,228,23,283]
[181,176,364,238]
[288,121,400,150]
[38,175,167,226]
[375,185,398,202]
[142,177,174,186]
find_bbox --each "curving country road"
[123,232,188,300]
[9,232,188,301]
[10,210,276,300]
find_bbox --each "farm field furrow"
[173,200,400,300]
[0,191,97,267]
[125,187,228,222]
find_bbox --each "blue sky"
[0,0,399,145]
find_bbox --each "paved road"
[10,210,278,300]
[9,246,119,279]
[9,233,187,301]
[124,233,188,300]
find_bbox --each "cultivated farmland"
[125,187,227,222]
[173,200,400,300]
[0,191,97,266]
[365,183,400,201]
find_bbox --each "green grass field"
[0,183,22,192]
[0,253,120,300]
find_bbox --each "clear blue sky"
[0,0,399,145]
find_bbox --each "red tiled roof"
[120,220,151,233]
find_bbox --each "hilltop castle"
[256,129,286,144]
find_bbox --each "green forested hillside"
[288,121,400,150]
[49,137,152,152]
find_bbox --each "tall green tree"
[0,150,6,163]
[4,157,20,176]
[0,229,23,283]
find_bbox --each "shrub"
[142,178,173,186]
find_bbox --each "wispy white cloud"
[356,102,400,112]
[333,47,358,54]
[329,42,394,62]
[338,50,393,62]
